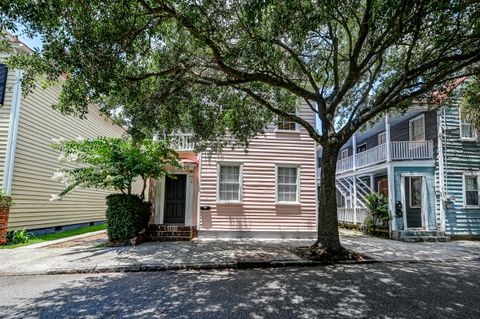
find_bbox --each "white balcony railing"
[335,140,433,174]
[355,143,387,169]
[390,140,433,160]
[337,156,354,174]
[170,133,195,151]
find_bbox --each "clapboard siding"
[8,83,125,230]
[199,102,317,232]
[0,58,16,187]
[442,104,480,236]
[339,109,438,156]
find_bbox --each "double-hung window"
[464,174,480,207]
[459,110,478,141]
[378,132,386,145]
[409,114,425,142]
[218,164,242,202]
[277,166,299,203]
[277,105,298,131]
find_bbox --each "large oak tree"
[3,0,480,256]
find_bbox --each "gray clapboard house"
[318,90,480,241]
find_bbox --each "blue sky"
[11,24,43,51]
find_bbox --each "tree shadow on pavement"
[1,262,479,319]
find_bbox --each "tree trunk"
[314,143,346,254]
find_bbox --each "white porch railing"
[355,143,387,169]
[390,140,433,160]
[337,208,369,225]
[337,156,354,174]
[336,140,433,174]
[170,133,195,151]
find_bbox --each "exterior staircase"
[145,225,198,242]
[392,230,451,243]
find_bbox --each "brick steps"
[145,225,198,242]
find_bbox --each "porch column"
[353,176,357,224]
[387,165,396,232]
[370,174,375,192]
[385,114,392,162]
[352,134,357,171]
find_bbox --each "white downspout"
[2,69,23,195]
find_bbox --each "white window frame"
[356,143,367,153]
[459,109,478,141]
[339,149,349,160]
[409,114,426,142]
[409,176,423,209]
[275,102,300,132]
[378,132,386,145]
[463,172,480,208]
[275,164,300,204]
[216,162,243,204]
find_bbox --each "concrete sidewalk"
[0,229,479,275]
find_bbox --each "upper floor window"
[409,114,425,142]
[464,174,479,207]
[0,64,8,105]
[378,132,386,145]
[459,110,478,141]
[339,149,349,160]
[276,165,299,203]
[356,143,367,153]
[218,164,242,202]
[277,105,298,131]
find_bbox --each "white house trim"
[3,69,23,195]
[409,113,426,142]
[400,173,428,230]
[462,171,480,209]
[275,163,301,205]
[155,171,195,225]
[216,162,243,204]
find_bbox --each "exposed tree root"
[292,243,369,264]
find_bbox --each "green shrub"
[7,229,30,245]
[105,194,151,243]
[363,192,390,235]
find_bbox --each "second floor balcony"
[332,108,437,175]
[336,140,434,174]
[169,133,195,151]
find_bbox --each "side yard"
[0,224,106,249]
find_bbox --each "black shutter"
[0,64,8,105]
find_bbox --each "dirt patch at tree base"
[291,246,372,264]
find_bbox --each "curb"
[0,257,479,276]
[0,258,386,276]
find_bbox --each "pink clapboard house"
[147,102,318,240]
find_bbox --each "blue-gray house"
[319,92,480,241]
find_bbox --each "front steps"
[392,230,451,243]
[145,225,198,242]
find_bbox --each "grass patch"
[0,223,107,249]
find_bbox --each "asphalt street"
[0,261,479,319]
